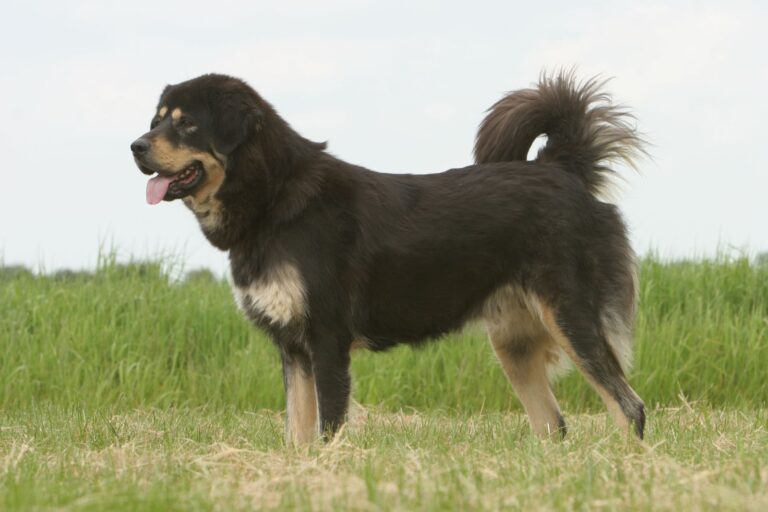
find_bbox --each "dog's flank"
[131,71,647,444]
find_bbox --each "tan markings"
[190,154,225,202]
[483,287,565,438]
[483,286,544,340]
[147,140,227,231]
[483,285,541,326]
[148,137,198,171]
[350,338,370,351]
[482,286,571,380]
[538,303,632,433]
[285,361,318,445]
[146,134,228,232]
[182,153,226,231]
[489,334,563,438]
[158,106,168,118]
[232,263,307,326]
[171,107,182,121]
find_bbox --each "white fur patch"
[232,263,307,326]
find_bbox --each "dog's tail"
[473,71,645,196]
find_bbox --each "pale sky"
[1,1,766,274]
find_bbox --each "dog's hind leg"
[489,332,567,438]
[539,303,645,439]
[281,347,319,445]
[485,291,567,438]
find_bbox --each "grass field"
[1,255,767,510]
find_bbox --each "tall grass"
[1,254,766,413]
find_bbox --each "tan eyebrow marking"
[158,106,168,118]
[171,108,182,121]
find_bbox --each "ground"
[2,405,766,511]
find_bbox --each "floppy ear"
[211,93,262,155]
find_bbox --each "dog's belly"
[359,262,506,346]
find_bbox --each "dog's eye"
[177,117,196,131]
[150,117,160,129]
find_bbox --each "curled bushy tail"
[474,71,645,196]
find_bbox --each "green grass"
[1,254,767,510]
[1,255,766,412]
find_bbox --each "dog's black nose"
[131,138,150,155]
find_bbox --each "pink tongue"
[146,175,173,205]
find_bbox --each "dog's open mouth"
[146,162,205,205]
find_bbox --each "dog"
[131,71,646,443]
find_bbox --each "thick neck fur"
[200,107,326,250]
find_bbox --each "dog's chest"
[231,263,307,327]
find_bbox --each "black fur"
[132,71,646,440]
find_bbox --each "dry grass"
[2,404,766,511]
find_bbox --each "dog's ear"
[210,92,262,155]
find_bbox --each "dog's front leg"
[309,329,352,440]
[281,347,318,445]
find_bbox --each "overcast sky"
[1,1,766,274]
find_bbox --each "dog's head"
[131,74,260,205]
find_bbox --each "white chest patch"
[232,263,307,326]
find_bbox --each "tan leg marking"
[484,286,565,438]
[285,361,318,445]
[489,335,563,438]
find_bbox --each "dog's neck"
[194,120,327,251]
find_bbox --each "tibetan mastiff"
[131,72,646,443]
